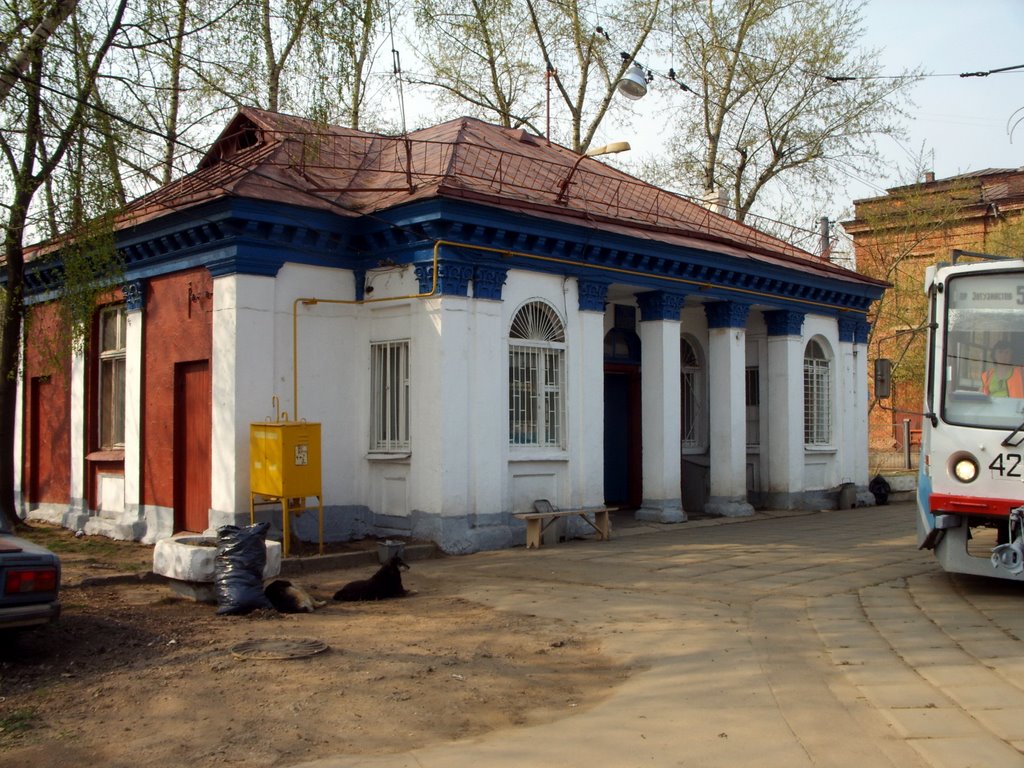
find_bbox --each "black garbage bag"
[869,474,891,506]
[214,522,273,615]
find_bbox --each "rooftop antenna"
[385,0,408,134]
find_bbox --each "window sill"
[508,448,569,462]
[366,452,411,462]
[86,450,124,462]
[804,446,836,455]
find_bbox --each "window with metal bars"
[98,306,126,449]
[509,301,565,447]
[370,340,410,452]
[681,335,705,450]
[803,339,832,446]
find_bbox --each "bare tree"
[662,0,919,223]
[0,0,130,530]
[412,0,659,153]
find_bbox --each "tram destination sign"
[951,274,1024,309]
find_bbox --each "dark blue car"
[0,528,61,629]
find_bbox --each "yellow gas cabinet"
[249,421,323,556]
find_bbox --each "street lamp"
[616,63,649,100]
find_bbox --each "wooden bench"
[513,500,614,549]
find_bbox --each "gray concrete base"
[704,497,755,517]
[636,500,687,523]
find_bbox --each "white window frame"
[509,301,566,448]
[98,305,126,450]
[370,339,410,452]
[803,338,832,446]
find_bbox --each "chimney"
[923,170,935,183]
[702,189,729,217]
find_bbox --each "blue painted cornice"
[123,280,144,311]
[19,192,885,326]
[764,309,806,337]
[636,291,687,322]
[855,319,871,344]
[414,261,474,296]
[473,265,508,300]
[837,315,858,343]
[704,300,751,329]
[577,278,609,312]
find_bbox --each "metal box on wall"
[249,421,322,498]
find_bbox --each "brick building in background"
[844,168,1024,468]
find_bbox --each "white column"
[210,273,277,529]
[69,349,86,517]
[123,287,144,519]
[575,308,607,509]
[853,320,871,492]
[467,297,505,517]
[836,321,857,486]
[13,351,24,514]
[705,302,754,516]
[765,310,805,509]
[636,292,685,523]
[410,296,472,518]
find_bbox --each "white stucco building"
[15,108,885,553]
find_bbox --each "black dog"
[264,579,326,613]
[333,555,409,601]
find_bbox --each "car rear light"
[5,568,57,594]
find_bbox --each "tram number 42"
[989,453,1024,477]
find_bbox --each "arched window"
[681,335,706,451]
[509,301,566,447]
[804,338,832,446]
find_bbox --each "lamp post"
[556,141,631,203]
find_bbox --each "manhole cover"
[230,638,329,660]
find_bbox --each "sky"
[396,0,1022,232]
[849,0,1024,202]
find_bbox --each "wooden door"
[174,360,211,532]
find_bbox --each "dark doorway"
[604,365,642,508]
[174,360,211,532]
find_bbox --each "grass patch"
[13,523,152,572]
[0,706,39,739]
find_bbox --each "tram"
[916,252,1024,580]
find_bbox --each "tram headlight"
[952,455,979,483]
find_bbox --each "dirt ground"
[0,524,627,768]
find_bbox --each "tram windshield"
[942,272,1024,429]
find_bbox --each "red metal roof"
[118,107,878,286]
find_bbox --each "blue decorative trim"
[123,280,144,311]
[855,319,871,345]
[704,300,750,329]
[353,269,366,301]
[11,185,885,326]
[414,261,474,296]
[636,291,686,322]
[764,309,806,337]
[577,278,608,312]
[837,316,858,343]
[473,265,508,300]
